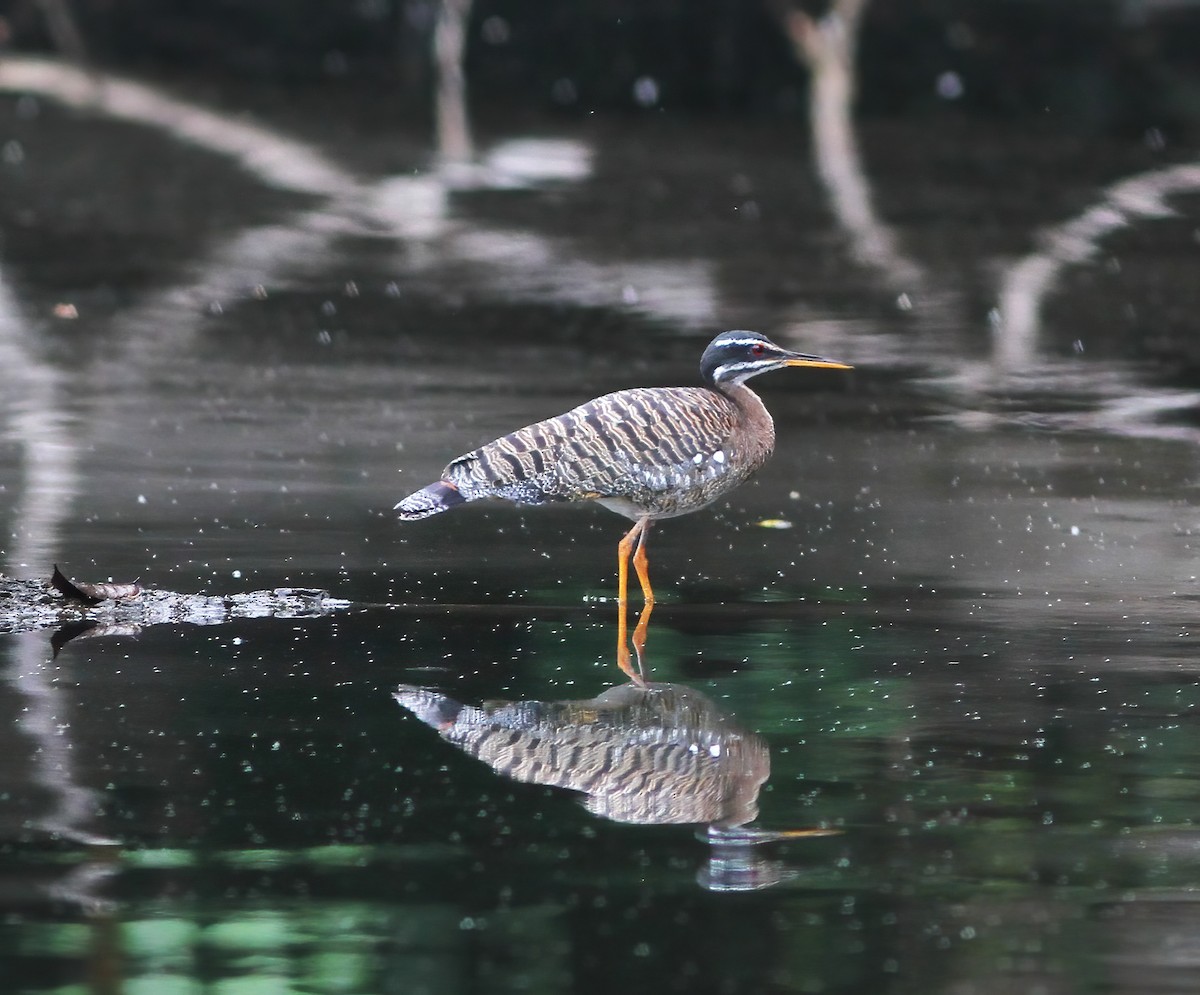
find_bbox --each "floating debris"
[52,565,142,605]
[754,519,794,530]
[0,571,351,642]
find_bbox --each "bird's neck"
[713,381,776,459]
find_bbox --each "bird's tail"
[394,479,466,521]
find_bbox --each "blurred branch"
[32,0,87,63]
[772,0,867,83]
[995,160,1200,370]
[434,0,473,164]
[768,0,923,289]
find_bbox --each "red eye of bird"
[751,343,765,356]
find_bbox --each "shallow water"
[2,67,1200,994]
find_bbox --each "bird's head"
[699,330,852,387]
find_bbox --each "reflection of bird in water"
[396,331,850,677]
[395,682,770,828]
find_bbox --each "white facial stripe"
[710,358,780,382]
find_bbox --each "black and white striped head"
[699,330,851,387]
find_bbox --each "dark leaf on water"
[51,564,143,604]
[51,565,102,605]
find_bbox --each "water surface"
[2,69,1199,995]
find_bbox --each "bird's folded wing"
[445,387,736,503]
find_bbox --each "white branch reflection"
[434,0,474,164]
[0,55,711,361]
[0,270,78,573]
[5,631,113,847]
[0,273,110,891]
[995,160,1200,371]
[774,0,925,290]
[0,58,355,197]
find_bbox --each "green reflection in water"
[4,599,1200,995]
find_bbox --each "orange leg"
[631,519,654,605]
[616,519,644,609]
[616,518,653,685]
[630,600,654,680]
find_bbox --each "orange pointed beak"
[783,355,853,370]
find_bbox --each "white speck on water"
[232,569,242,578]
[1070,526,1080,536]
[713,450,726,464]
[936,70,965,100]
[632,76,660,107]
[137,494,147,504]
[693,452,704,465]
[481,15,511,44]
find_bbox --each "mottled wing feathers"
[444,386,738,508]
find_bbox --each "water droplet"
[632,76,660,107]
[935,71,965,100]
[481,15,510,44]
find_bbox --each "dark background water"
[2,3,1200,994]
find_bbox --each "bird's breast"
[615,440,769,518]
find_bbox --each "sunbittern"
[394,682,770,827]
[396,330,851,678]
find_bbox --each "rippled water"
[2,62,1200,994]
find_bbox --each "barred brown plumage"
[440,385,760,516]
[395,330,851,680]
[393,682,770,827]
